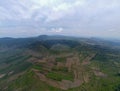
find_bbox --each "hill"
[0,35,120,91]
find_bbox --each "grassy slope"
[7,70,62,91]
[0,38,120,91]
[2,51,120,91]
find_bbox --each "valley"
[0,35,120,91]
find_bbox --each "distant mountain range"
[0,35,120,48]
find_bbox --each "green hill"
[0,35,120,91]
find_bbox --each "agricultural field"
[0,35,120,91]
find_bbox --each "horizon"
[0,0,120,39]
[0,34,120,41]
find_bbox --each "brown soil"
[82,54,95,65]
[31,53,96,90]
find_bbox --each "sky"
[0,0,120,38]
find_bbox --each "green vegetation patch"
[14,61,32,74]
[7,70,36,90]
[52,66,68,73]
[6,70,62,91]
[93,53,108,62]
[55,57,66,63]
[46,71,74,81]
[32,65,43,71]
[4,55,24,64]
[0,55,32,74]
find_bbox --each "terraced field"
[0,36,120,91]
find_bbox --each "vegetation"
[0,35,120,91]
[55,57,66,62]
[32,65,43,71]
[46,71,74,81]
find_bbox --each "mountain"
[0,35,120,91]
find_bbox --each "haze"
[0,0,120,39]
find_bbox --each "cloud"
[0,0,120,38]
[0,0,85,22]
[51,27,63,33]
[45,0,84,22]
